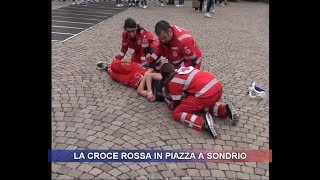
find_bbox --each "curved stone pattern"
[52,1,269,179]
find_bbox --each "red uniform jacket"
[115,25,159,64]
[168,66,222,101]
[146,25,203,69]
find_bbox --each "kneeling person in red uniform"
[160,63,239,138]
[142,20,203,70]
[115,18,159,64]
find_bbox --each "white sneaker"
[175,4,181,7]
[116,4,121,7]
[212,9,215,13]
[120,3,124,6]
[161,3,164,6]
[143,5,147,8]
[205,12,211,18]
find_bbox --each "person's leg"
[205,0,213,17]
[160,0,164,6]
[172,96,207,132]
[143,0,147,7]
[199,0,204,11]
[110,59,131,74]
[201,90,239,125]
[207,0,213,12]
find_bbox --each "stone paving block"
[225,170,238,179]
[77,163,93,173]
[108,168,122,177]
[250,174,263,179]
[57,175,73,179]
[137,168,149,176]
[177,163,188,170]
[157,164,167,171]
[79,173,95,180]
[56,166,72,175]
[136,175,148,180]
[210,170,226,178]
[199,169,211,177]
[146,173,163,180]
[187,169,200,177]
[118,164,131,173]
[89,167,103,176]
[117,173,130,180]
[255,167,266,175]
[195,163,207,170]
[146,166,158,173]
[99,164,114,172]
[160,170,175,178]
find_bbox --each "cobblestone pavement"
[52,1,269,179]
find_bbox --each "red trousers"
[172,89,228,132]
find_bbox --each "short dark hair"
[155,20,171,36]
[124,18,137,29]
[160,63,176,97]
[160,63,175,83]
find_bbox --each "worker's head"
[160,63,175,83]
[160,63,176,96]
[155,20,173,44]
[124,18,137,38]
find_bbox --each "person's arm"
[137,75,147,97]
[145,72,162,101]
[115,33,129,60]
[182,38,198,67]
[168,80,184,109]
[141,45,162,67]
[140,32,157,62]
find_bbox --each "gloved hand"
[140,60,149,67]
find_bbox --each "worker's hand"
[140,61,149,67]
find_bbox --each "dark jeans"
[206,0,214,12]
[195,0,204,11]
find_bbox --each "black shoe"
[204,112,218,139]
[226,104,239,125]
[96,61,107,70]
